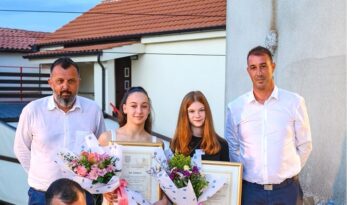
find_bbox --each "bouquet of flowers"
[148,148,226,205]
[168,153,208,199]
[55,133,123,194]
[59,150,119,185]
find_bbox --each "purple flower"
[182,170,191,177]
[169,172,176,180]
[171,167,177,173]
[192,166,199,174]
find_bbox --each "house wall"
[132,33,226,138]
[226,0,346,204]
[78,63,95,100]
[0,53,40,68]
[94,60,116,113]
[0,53,42,74]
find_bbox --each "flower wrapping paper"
[54,133,123,194]
[148,148,226,205]
[106,187,152,205]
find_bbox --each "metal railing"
[0,65,51,101]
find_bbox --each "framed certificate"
[201,161,243,205]
[112,141,163,202]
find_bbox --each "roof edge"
[24,50,102,59]
[0,48,34,53]
[35,25,226,47]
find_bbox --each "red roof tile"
[36,0,226,46]
[0,28,49,52]
[25,41,138,58]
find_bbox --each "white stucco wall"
[132,32,226,138]
[93,62,103,110]
[0,53,39,67]
[0,53,42,75]
[226,0,346,204]
[94,59,121,114]
[103,60,116,114]
[78,63,95,99]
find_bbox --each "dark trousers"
[28,187,100,205]
[241,177,303,205]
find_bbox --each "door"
[115,57,131,111]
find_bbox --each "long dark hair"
[118,86,152,133]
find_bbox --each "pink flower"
[99,153,109,161]
[98,169,107,177]
[81,151,88,156]
[106,164,115,172]
[71,159,78,167]
[60,150,120,184]
[88,168,99,180]
[75,166,88,177]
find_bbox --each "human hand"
[103,190,118,204]
[153,195,169,205]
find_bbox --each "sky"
[0,0,101,32]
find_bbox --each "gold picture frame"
[112,141,163,202]
[201,160,243,205]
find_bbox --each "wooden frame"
[112,141,163,202]
[201,160,243,205]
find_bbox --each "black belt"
[243,175,299,191]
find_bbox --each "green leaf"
[168,153,191,170]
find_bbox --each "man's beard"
[54,91,76,108]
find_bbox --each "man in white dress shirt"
[225,46,312,205]
[14,57,106,205]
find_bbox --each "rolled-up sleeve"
[294,97,313,168]
[13,105,32,173]
[225,106,241,163]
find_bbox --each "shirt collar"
[270,86,279,100]
[247,90,256,103]
[248,85,279,103]
[47,95,82,112]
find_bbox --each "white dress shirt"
[14,96,106,191]
[225,86,312,184]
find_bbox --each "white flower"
[183,165,190,171]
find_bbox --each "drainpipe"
[97,53,106,113]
